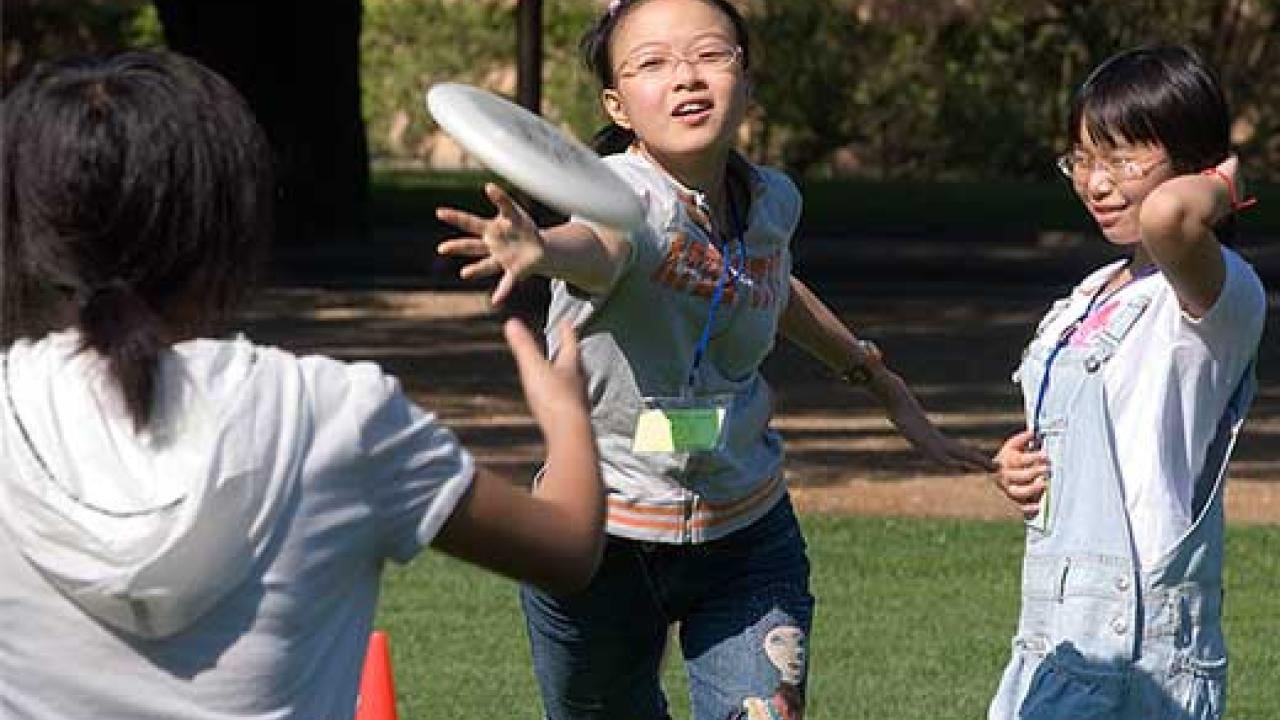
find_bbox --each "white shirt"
[1,334,474,719]
[1027,247,1265,569]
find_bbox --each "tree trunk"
[155,0,369,251]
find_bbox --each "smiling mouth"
[1091,208,1124,227]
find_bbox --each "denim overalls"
[989,292,1256,720]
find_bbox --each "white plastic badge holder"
[1024,433,1052,534]
[1025,476,1052,533]
[632,394,732,453]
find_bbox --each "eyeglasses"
[1055,150,1169,183]
[616,43,743,81]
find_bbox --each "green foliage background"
[6,0,1277,181]
[360,0,1278,181]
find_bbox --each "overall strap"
[1082,295,1152,372]
[1191,359,1257,517]
[1147,359,1256,587]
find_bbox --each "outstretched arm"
[780,276,994,472]
[436,183,631,304]
[1139,155,1248,318]
[431,320,605,595]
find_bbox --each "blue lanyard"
[1030,263,1157,435]
[684,188,747,395]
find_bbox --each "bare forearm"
[1139,174,1231,315]
[529,412,606,588]
[780,276,860,371]
[539,222,630,295]
[780,276,888,393]
[432,406,603,595]
[778,278,993,471]
[434,437,603,595]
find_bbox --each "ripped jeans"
[520,495,814,720]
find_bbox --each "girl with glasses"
[437,0,991,717]
[989,44,1265,720]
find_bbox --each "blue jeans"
[521,495,814,720]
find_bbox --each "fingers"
[460,257,503,280]
[437,237,488,256]
[994,446,1049,474]
[551,321,581,376]
[997,428,1036,455]
[994,429,1041,464]
[491,271,518,306]
[990,425,1049,515]
[1005,475,1047,518]
[485,182,520,220]
[435,206,490,236]
[503,317,545,389]
[1003,473,1046,501]
[992,446,1048,518]
[435,183,528,238]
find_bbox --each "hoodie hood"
[0,332,309,639]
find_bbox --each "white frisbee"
[426,82,645,231]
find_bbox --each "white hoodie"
[1,332,308,640]
[0,333,474,718]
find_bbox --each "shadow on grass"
[240,283,1280,489]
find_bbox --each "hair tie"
[1201,166,1258,213]
[606,0,627,17]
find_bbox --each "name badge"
[1026,477,1052,534]
[1025,434,1052,534]
[632,394,732,453]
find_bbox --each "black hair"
[1,50,274,428]
[579,0,751,155]
[1068,44,1230,174]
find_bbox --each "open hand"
[504,319,588,433]
[437,183,546,305]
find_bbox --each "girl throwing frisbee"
[438,1,991,717]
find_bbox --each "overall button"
[1111,618,1128,635]
[1115,576,1130,591]
[1084,356,1102,373]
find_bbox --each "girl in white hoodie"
[0,51,604,719]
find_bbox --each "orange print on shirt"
[650,233,784,309]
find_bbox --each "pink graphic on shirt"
[1069,300,1119,347]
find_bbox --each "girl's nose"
[671,57,703,86]
[1085,166,1117,197]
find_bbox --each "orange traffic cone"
[355,630,399,720]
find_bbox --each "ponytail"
[77,279,164,428]
[590,123,636,156]
[2,52,272,432]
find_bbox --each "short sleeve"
[570,154,673,279]
[757,166,803,241]
[303,357,476,564]
[1179,247,1267,375]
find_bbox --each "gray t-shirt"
[548,151,801,543]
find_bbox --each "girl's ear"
[602,89,632,130]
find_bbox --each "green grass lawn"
[376,515,1280,719]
